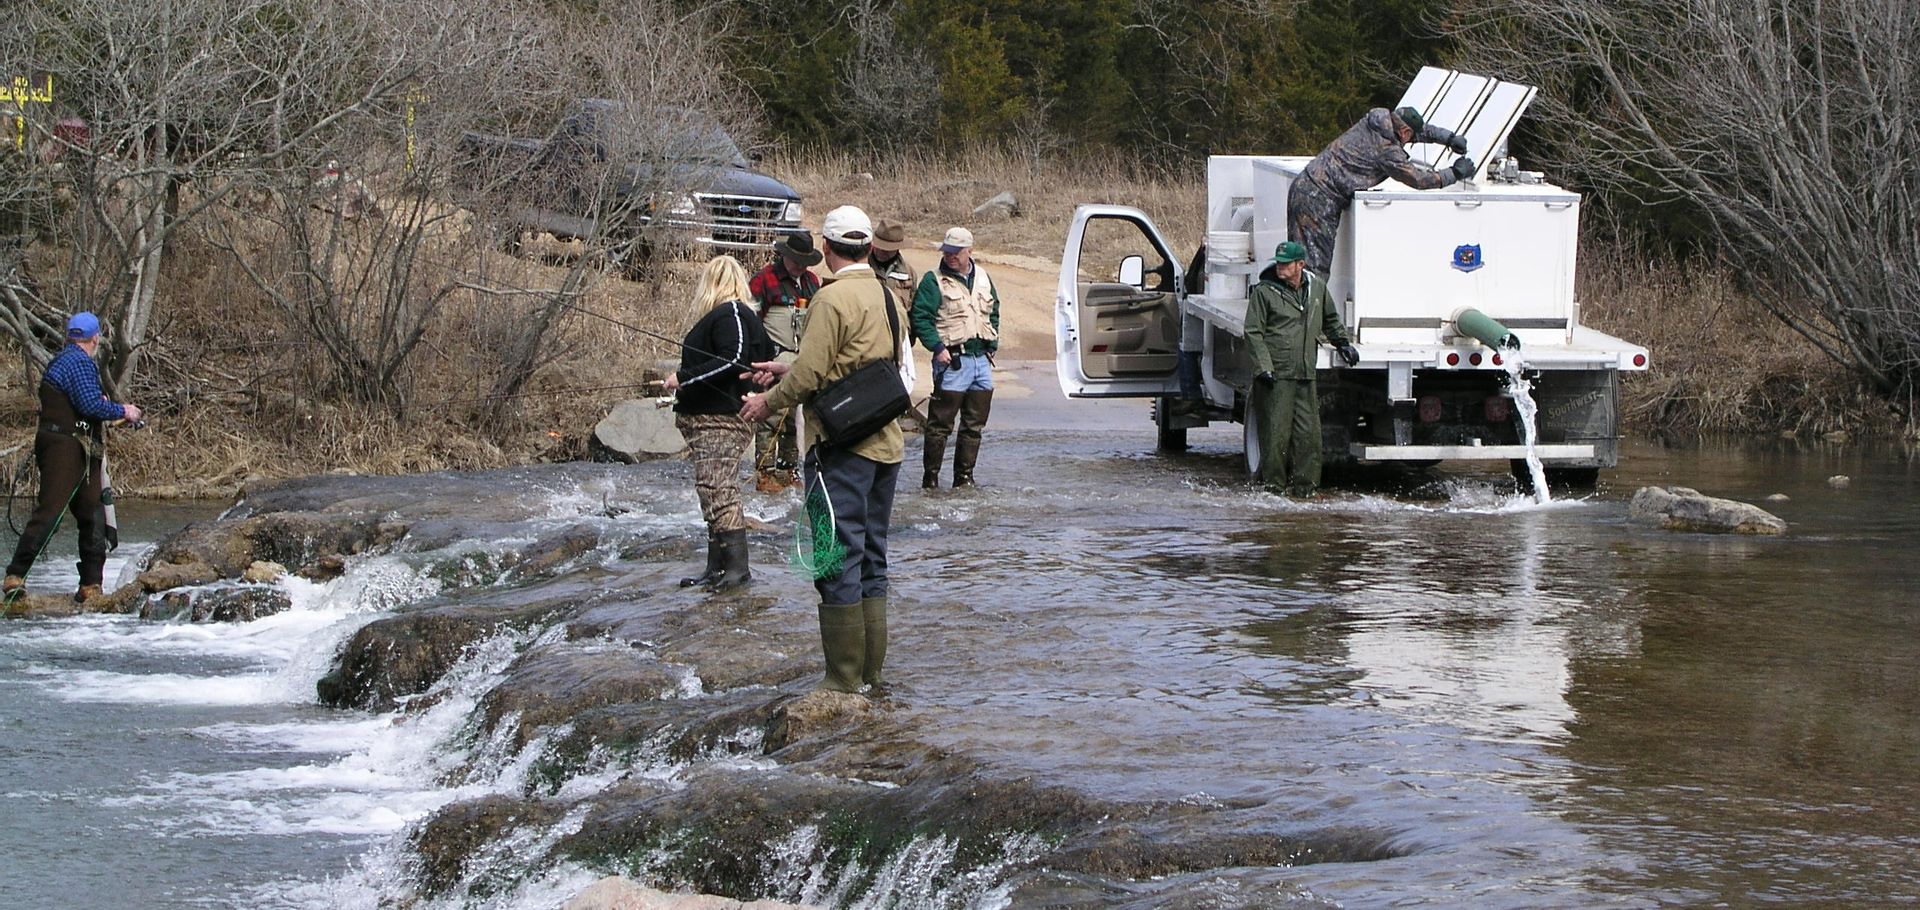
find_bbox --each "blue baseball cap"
[66,312,101,340]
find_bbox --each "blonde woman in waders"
[5,312,144,606]
[664,256,773,591]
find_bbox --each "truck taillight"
[1485,395,1511,423]
[1468,352,1483,366]
[1633,353,1647,367]
[1446,352,1461,366]
[1491,353,1504,366]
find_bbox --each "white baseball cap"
[821,205,873,244]
[938,226,974,253]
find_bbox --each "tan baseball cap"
[938,226,974,253]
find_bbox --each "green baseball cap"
[1272,241,1306,265]
[1395,106,1424,132]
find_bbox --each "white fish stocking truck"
[1056,68,1649,489]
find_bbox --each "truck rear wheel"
[1153,398,1189,454]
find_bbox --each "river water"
[2,362,1916,909]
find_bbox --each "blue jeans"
[933,353,994,392]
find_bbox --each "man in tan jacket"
[741,205,904,693]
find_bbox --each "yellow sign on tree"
[2,75,54,149]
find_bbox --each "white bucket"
[1207,271,1249,300]
[1207,230,1252,264]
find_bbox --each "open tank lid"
[1397,66,1537,183]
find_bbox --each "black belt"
[40,421,92,436]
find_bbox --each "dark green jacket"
[1246,270,1350,380]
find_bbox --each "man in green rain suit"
[1246,241,1360,496]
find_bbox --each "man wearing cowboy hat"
[747,232,823,491]
[867,219,920,401]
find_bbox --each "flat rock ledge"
[1629,485,1787,535]
[566,877,820,910]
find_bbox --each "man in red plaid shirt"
[746,233,823,491]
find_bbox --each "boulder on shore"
[564,877,821,910]
[971,191,1019,221]
[1628,486,1787,535]
[593,399,687,463]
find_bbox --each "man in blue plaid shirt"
[5,312,144,605]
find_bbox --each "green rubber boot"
[816,602,867,693]
[861,595,888,689]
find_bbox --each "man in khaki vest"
[908,226,999,489]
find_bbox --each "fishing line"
[481,288,795,372]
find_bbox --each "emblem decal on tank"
[1451,244,1484,273]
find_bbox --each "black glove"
[1336,343,1360,367]
[1422,124,1470,157]
[1449,156,1477,182]
[1254,371,1276,387]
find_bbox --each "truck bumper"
[1349,443,1596,461]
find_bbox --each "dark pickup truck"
[457,100,805,271]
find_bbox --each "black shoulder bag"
[810,281,911,449]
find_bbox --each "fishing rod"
[437,380,662,406]
[461,282,796,375]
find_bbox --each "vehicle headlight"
[668,195,698,217]
[781,201,803,223]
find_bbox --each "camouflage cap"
[1394,106,1424,133]
[1273,241,1306,265]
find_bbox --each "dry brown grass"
[766,144,1207,264]
[1579,242,1907,438]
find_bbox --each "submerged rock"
[316,593,574,710]
[1828,474,1851,489]
[762,690,873,752]
[150,510,407,579]
[142,584,294,623]
[477,644,688,748]
[412,795,565,896]
[1628,486,1787,535]
[242,560,286,583]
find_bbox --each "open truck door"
[1056,205,1185,398]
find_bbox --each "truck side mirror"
[1118,255,1145,287]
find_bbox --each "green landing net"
[789,472,846,582]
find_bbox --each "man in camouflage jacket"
[1287,106,1475,275]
